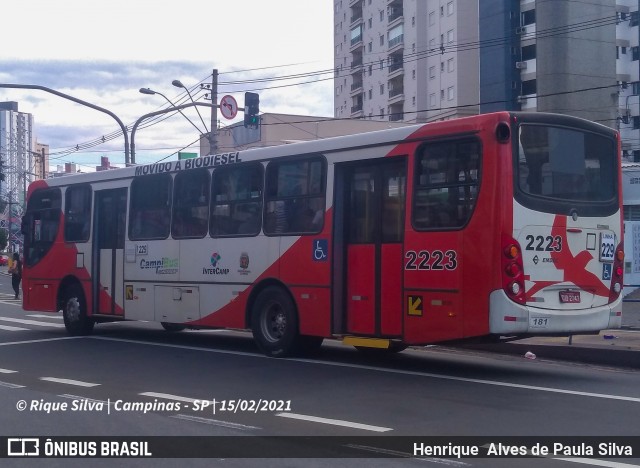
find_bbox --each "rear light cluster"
[501,236,526,304]
[609,242,624,302]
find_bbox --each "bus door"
[337,159,406,337]
[92,188,127,316]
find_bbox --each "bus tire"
[251,286,299,357]
[161,322,186,332]
[62,285,94,336]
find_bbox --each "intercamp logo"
[7,438,39,456]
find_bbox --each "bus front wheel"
[251,286,299,357]
[62,286,94,336]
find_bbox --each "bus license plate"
[559,290,581,303]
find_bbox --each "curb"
[456,341,640,370]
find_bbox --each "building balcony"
[349,0,361,6]
[388,62,404,79]
[389,112,404,122]
[351,103,363,115]
[388,10,403,28]
[350,58,363,73]
[350,12,363,26]
[351,81,363,94]
[350,36,363,51]
[388,88,404,104]
[388,34,404,52]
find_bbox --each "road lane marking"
[0,368,18,373]
[139,392,199,403]
[27,314,63,320]
[0,380,25,389]
[276,412,392,432]
[171,414,261,431]
[0,317,65,328]
[0,324,29,331]
[555,458,640,467]
[90,336,640,404]
[345,444,470,466]
[40,377,100,387]
[0,337,81,347]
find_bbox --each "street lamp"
[139,88,204,135]
[171,80,210,135]
[130,102,216,163]
[0,83,131,165]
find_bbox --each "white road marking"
[40,377,100,387]
[139,392,199,403]
[91,336,640,405]
[555,458,640,467]
[0,368,18,373]
[0,380,25,389]
[171,414,261,431]
[345,444,470,466]
[0,324,29,331]
[0,317,65,328]
[27,314,63,320]
[58,394,108,405]
[0,336,81,347]
[276,412,392,432]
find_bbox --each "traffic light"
[244,92,260,129]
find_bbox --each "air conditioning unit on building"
[516,26,527,34]
[515,61,527,69]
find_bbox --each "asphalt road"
[0,275,638,468]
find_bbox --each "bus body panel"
[21,111,622,353]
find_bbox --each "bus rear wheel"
[251,286,299,357]
[62,285,94,336]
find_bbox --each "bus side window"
[264,157,326,236]
[172,169,210,239]
[64,185,92,242]
[210,163,263,237]
[129,174,172,240]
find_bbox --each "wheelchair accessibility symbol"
[602,263,612,281]
[313,239,328,261]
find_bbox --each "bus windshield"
[516,124,617,207]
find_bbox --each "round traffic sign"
[219,95,238,120]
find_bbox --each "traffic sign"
[219,95,238,120]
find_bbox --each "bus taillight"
[502,236,526,304]
[609,243,624,302]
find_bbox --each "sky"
[0,0,334,169]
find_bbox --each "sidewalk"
[461,297,640,369]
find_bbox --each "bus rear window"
[517,125,616,203]
[23,188,62,267]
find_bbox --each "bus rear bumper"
[489,290,622,335]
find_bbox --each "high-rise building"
[334,0,638,156]
[333,0,479,123]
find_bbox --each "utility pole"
[210,69,218,155]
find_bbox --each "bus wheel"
[161,322,186,332]
[251,287,299,357]
[62,286,94,336]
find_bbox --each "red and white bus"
[21,112,623,356]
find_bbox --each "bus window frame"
[23,187,63,268]
[263,154,327,237]
[64,184,92,243]
[128,173,173,241]
[511,114,619,218]
[210,162,264,238]
[411,136,483,232]
[172,168,211,240]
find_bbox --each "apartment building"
[333,0,479,123]
[334,0,638,159]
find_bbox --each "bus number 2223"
[405,250,458,271]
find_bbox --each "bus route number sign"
[599,232,615,263]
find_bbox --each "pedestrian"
[8,253,22,300]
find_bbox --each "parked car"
[0,255,8,266]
